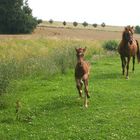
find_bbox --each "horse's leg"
[132,56,135,72]
[76,79,83,98]
[126,57,130,79]
[83,78,90,108]
[121,56,125,75]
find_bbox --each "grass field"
[0,24,140,140]
[0,54,140,140]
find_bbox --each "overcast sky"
[28,0,140,26]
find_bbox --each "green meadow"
[0,38,140,140]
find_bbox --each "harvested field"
[1,26,140,41]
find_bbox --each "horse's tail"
[136,40,140,63]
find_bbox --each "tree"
[82,21,88,27]
[0,0,38,34]
[37,19,43,24]
[135,25,140,34]
[49,19,53,24]
[73,21,78,27]
[63,21,67,26]
[101,22,106,27]
[92,23,97,28]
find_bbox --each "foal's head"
[75,47,86,59]
[123,26,134,44]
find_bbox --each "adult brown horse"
[75,47,90,107]
[118,26,140,79]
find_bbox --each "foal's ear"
[75,48,78,52]
[131,26,134,33]
[83,47,87,52]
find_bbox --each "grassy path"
[0,55,140,140]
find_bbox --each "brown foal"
[75,47,90,107]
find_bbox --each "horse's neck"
[77,57,84,64]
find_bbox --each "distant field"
[39,21,124,32]
[1,21,140,42]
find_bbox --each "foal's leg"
[83,79,90,108]
[132,56,135,72]
[76,79,83,98]
[126,57,130,79]
[84,80,90,98]
[121,56,126,75]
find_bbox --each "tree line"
[48,19,140,34]
[48,19,106,28]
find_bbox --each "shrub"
[49,19,53,24]
[92,23,97,28]
[135,25,140,34]
[82,21,88,27]
[63,21,67,26]
[101,22,106,27]
[73,21,78,27]
[103,40,118,51]
[37,19,43,24]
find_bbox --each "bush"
[63,21,67,26]
[37,19,43,24]
[101,22,106,27]
[92,23,97,28]
[103,40,118,51]
[73,21,78,27]
[49,19,53,24]
[135,25,140,34]
[82,21,88,27]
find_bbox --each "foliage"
[49,19,53,24]
[135,25,140,34]
[103,40,119,51]
[101,22,106,27]
[82,21,88,27]
[63,21,67,26]
[0,0,38,34]
[92,23,98,28]
[37,19,43,24]
[73,21,78,27]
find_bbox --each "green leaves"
[103,40,119,51]
[0,0,38,34]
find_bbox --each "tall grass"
[0,38,103,94]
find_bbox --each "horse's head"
[123,26,134,44]
[75,47,86,58]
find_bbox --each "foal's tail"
[136,40,140,63]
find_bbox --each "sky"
[28,0,140,26]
